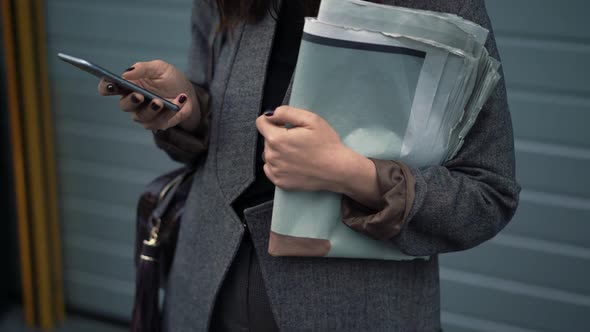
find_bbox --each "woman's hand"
[97,60,201,132]
[256,106,381,207]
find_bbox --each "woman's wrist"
[330,147,382,210]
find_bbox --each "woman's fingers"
[149,99,164,112]
[119,92,145,112]
[263,163,280,187]
[97,78,130,96]
[161,93,190,128]
[129,98,165,125]
[98,62,159,97]
[97,59,198,131]
[139,108,181,130]
[97,79,117,96]
[130,93,189,130]
[100,60,168,96]
[132,109,163,126]
[265,105,316,128]
[121,60,168,80]
[256,114,282,144]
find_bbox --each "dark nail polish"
[151,102,161,111]
[178,95,187,104]
[130,94,140,103]
[125,66,135,72]
[264,110,274,117]
[106,84,115,92]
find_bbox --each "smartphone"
[57,52,180,112]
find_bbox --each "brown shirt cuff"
[153,84,210,165]
[341,159,416,241]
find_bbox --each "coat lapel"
[215,11,278,204]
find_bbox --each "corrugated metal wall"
[44,0,589,329]
[440,1,590,331]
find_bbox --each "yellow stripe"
[1,0,35,326]
[34,0,66,322]
[14,0,54,328]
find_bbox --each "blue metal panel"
[439,1,590,331]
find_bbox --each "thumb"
[266,106,314,128]
[122,60,168,80]
[164,93,193,128]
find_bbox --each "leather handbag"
[131,167,195,332]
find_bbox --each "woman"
[99,0,520,330]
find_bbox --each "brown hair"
[215,0,321,31]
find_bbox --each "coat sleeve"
[389,0,521,256]
[153,0,219,166]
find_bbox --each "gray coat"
[157,0,521,331]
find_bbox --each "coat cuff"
[341,158,416,241]
[153,126,208,164]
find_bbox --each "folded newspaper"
[270,0,501,260]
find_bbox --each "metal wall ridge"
[509,88,590,105]
[64,270,135,295]
[59,157,157,183]
[497,33,590,49]
[515,139,590,160]
[520,189,590,210]
[493,233,590,259]
[57,119,152,145]
[61,196,135,219]
[440,267,590,307]
[441,311,539,332]
[64,236,133,259]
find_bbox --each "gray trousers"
[210,229,279,331]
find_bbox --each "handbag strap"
[148,170,194,243]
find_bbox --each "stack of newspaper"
[270,0,501,260]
